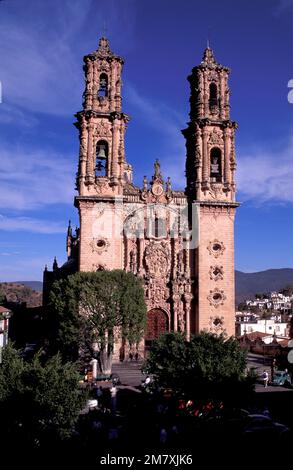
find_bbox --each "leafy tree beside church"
[46,270,147,374]
[0,345,86,450]
[143,332,252,401]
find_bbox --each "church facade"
[44,37,239,350]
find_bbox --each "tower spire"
[182,48,237,201]
[75,36,129,194]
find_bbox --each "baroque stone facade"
[43,37,239,351]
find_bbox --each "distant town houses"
[236,289,293,353]
[245,291,293,313]
[0,306,12,360]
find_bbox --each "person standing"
[262,370,269,388]
[110,385,118,413]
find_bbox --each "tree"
[143,332,252,401]
[237,302,247,311]
[0,344,86,450]
[0,286,6,305]
[47,270,147,374]
[280,284,293,296]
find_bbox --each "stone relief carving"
[95,121,112,138]
[208,184,223,200]
[143,241,171,310]
[93,263,106,271]
[144,242,170,278]
[129,249,137,274]
[207,288,226,308]
[90,237,109,254]
[195,144,201,166]
[209,316,225,333]
[94,178,109,194]
[178,310,185,332]
[207,239,225,258]
[209,265,224,281]
[208,71,218,81]
[209,128,223,145]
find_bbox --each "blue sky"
[0,0,293,280]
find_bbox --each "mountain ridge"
[3,269,293,306]
[235,268,293,304]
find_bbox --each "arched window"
[95,140,108,177]
[152,216,166,238]
[98,73,108,97]
[209,83,218,111]
[210,147,222,182]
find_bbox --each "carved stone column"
[111,117,119,184]
[195,128,202,185]
[173,293,180,332]
[185,296,191,341]
[79,119,88,179]
[220,70,225,120]
[86,123,94,184]
[202,128,209,183]
[85,59,93,109]
[138,238,144,276]
[223,127,231,185]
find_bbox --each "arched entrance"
[145,308,169,350]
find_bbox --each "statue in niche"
[178,310,185,332]
[177,250,185,275]
[129,249,137,273]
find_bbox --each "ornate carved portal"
[145,308,169,348]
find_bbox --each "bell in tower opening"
[209,82,218,112]
[210,147,222,182]
[95,140,108,177]
[98,73,108,97]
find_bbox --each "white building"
[0,306,12,361]
[236,318,289,340]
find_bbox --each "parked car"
[242,414,290,439]
[272,370,292,387]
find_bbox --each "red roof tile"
[0,306,11,313]
[241,331,271,340]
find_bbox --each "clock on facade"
[152,183,164,196]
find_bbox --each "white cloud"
[0,0,137,117]
[0,0,91,116]
[0,214,65,233]
[0,256,52,282]
[127,86,293,202]
[0,103,38,127]
[0,252,20,256]
[126,84,185,138]
[0,144,75,209]
[126,84,186,188]
[237,139,293,204]
[274,0,293,14]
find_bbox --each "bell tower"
[74,37,130,272]
[75,36,130,196]
[183,47,239,336]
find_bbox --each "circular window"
[213,243,222,252]
[97,239,106,248]
[213,293,222,301]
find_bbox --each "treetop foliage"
[143,331,250,400]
